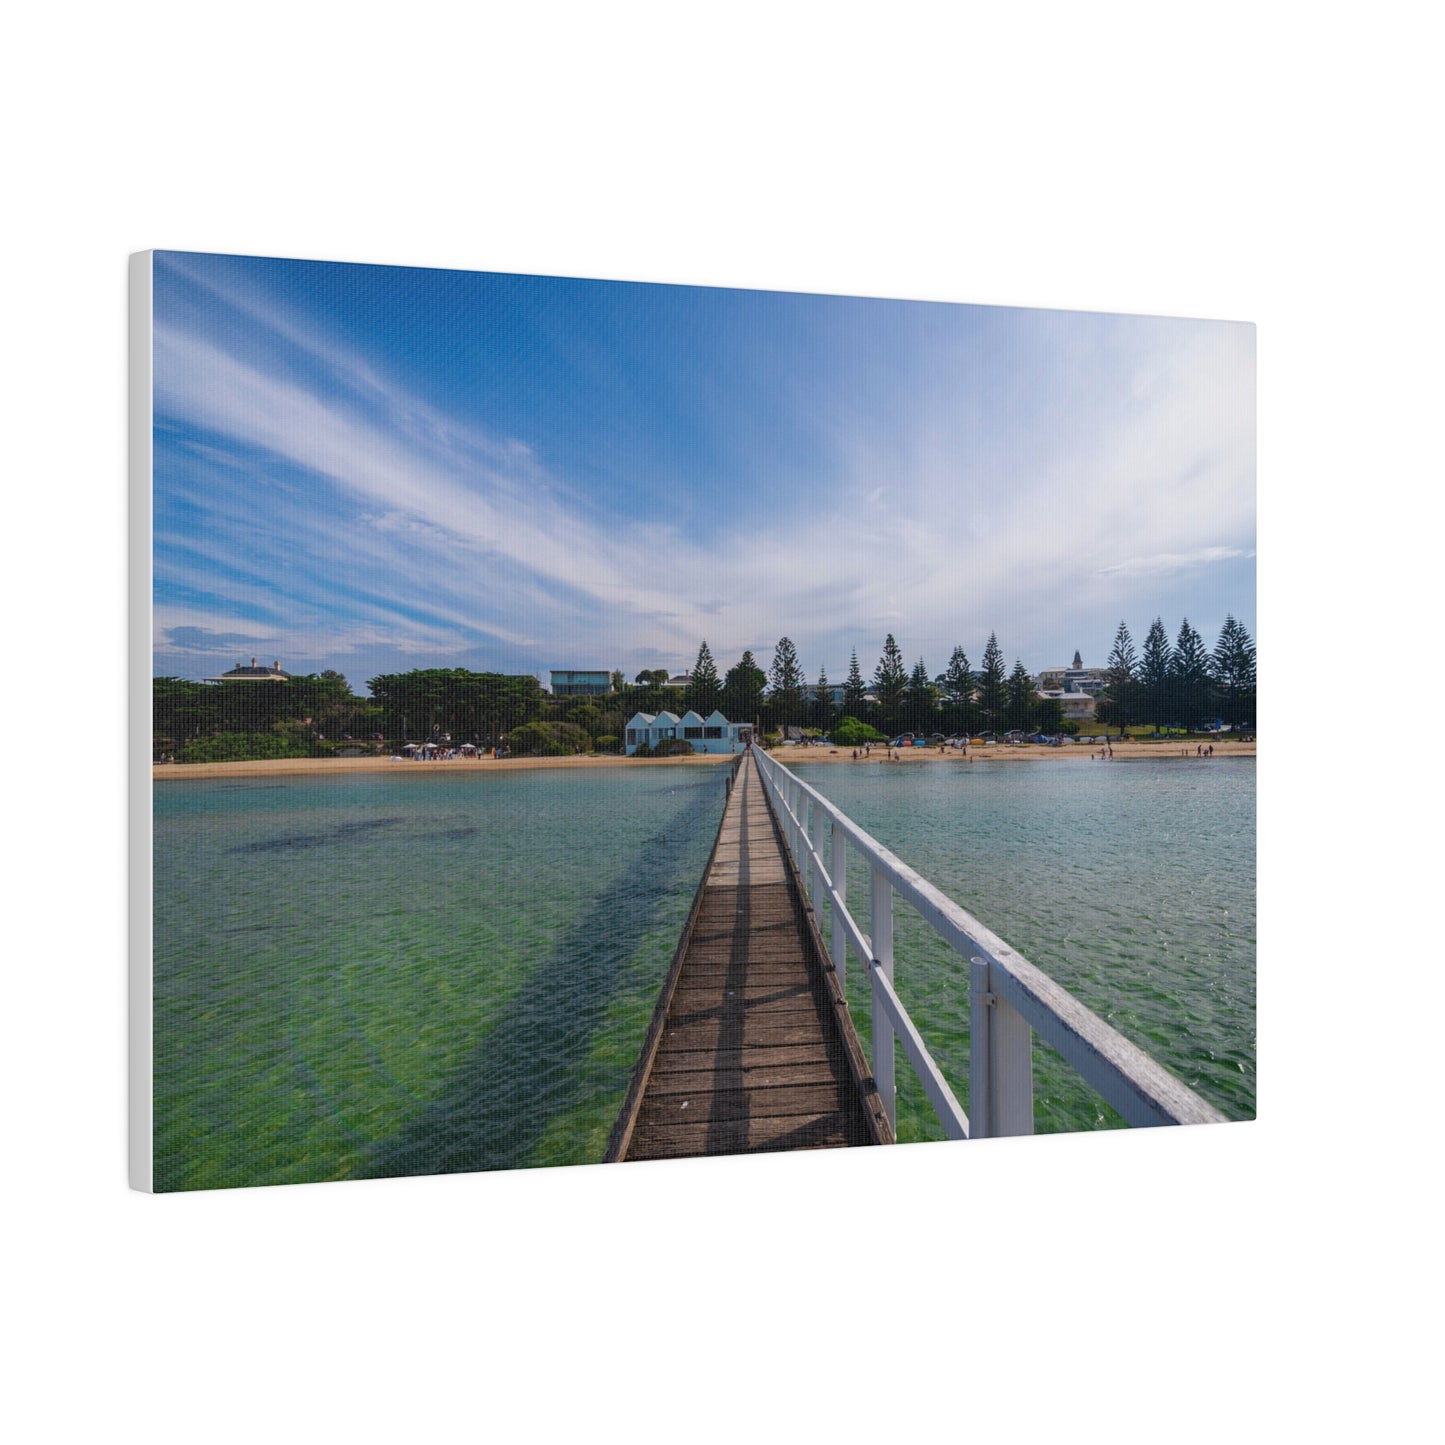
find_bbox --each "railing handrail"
[752,747,1225,1135]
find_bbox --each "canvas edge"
[129,251,154,1192]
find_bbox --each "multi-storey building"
[549,670,613,697]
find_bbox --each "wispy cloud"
[151,256,1255,687]
[1098,546,1256,579]
[153,321,717,649]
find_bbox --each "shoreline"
[153,738,1255,780]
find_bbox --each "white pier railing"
[752,748,1226,1139]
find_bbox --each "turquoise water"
[153,756,1254,1188]
[788,757,1256,1139]
[152,766,726,1190]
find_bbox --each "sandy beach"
[154,737,1254,780]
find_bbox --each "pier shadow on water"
[355,775,723,1180]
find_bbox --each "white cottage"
[1035,690,1098,721]
[624,707,752,755]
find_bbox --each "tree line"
[153,670,380,758]
[152,668,549,760]
[153,613,1255,761]
[673,614,1255,740]
[1097,615,1256,733]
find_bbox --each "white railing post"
[809,795,822,911]
[871,861,896,1133]
[970,958,992,1139]
[993,989,1034,1136]
[970,955,1034,1138]
[831,817,846,990]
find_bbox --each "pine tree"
[1140,618,1173,732]
[687,641,721,715]
[1105,621,1138,732]
[812,665,833,732]
[1170,619,1213,731]
[873,634,907,713]
[906,658,933,733]
[769,636,805,726]
[842,649,867,717]
[1211,615,1256,731]
[1006,660,1035,732]
[943,645,973,734]
[721,651,766,723]
[978,632,1006,732]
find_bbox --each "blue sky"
[152,251,1255,694]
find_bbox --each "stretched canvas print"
[133,251,1256,1191]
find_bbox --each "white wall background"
[4,3,1437,1440]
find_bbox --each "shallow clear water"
[787,756,1255,1139]
[153,755,1254,1188]
[152,766,726,1190]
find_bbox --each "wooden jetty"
[606,751,892,1162]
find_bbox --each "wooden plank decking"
[606,751,891,1162]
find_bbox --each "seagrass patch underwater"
[151,765,726,1190]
